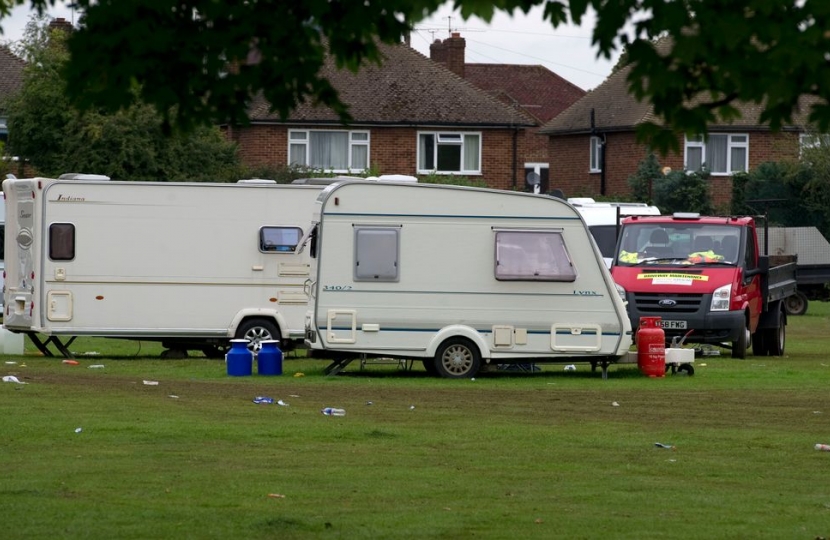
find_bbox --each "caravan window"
[494,230,576,281]
[354,227,399,281]
[260,227,302,252]
[49,223,75,261]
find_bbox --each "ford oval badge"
[658,299,677,307]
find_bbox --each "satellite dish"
[525,171,541,186]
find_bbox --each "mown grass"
[2,304,830,539]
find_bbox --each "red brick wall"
[226,125,524,190]
[548,130,802,206]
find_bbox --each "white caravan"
[568,198,661,267]
[303,182,633,378]
[2,177,322,358]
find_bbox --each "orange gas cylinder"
[637,317,666,378]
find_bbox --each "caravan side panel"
[3,180,321,342]
[309,183,632,363]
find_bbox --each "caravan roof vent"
[58,173,111,181]
[237,179,278,184]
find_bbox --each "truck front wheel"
[732,320,749,359]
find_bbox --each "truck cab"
[610,213,795,358]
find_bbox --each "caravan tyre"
[236,318,280,353]
[434,338,481,379]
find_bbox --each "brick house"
[539,59,815,207]
[225,41,537,191]
[0,45,26,176]
[428,33,586,193]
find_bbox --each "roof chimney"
[430,33,465,78]
[48,17,73,33]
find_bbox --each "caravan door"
[4,182,36,328]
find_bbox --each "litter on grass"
[2,375,27,384]
[88,364,105,369]
[62,360,79,365]
[277,400,289,406]
[253,396,274,404]
[74,427,82,433]
[142,380,159,386]
[655,442,676,450]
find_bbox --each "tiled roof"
[464,63,585,124]
[540,40,821,134]
[0,46,25,105]
[249,42,534,127]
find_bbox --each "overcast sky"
[0,2,619,91]
[410,5,621,91]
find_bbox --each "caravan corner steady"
[303,182,633,378]
[2,176,323,358]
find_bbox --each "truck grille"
[632,293,703,314]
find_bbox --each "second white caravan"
[303,182,633,378]
[3,177,322,357]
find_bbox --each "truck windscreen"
[617,223,742,265]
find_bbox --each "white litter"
[5,361,17,365]
[74,427,82,433]
[611,401,620,407]
[142,380,159,386]
[88,364,105,369]
[277,400,289,406]
[564,364,577,371]
[2,375,27,384]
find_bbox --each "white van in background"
[568,198,661,267]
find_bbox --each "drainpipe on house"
[600,135,607,196]
[512,128,518,190]
[590,108,607,196]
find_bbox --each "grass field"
[2,304,830,539]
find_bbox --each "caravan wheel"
[236,318,279,353]
[434,338,481,379]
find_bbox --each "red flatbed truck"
[610,213,798,358]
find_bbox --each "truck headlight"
[711,284,731,311]
[614,282,627,302]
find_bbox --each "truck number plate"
[659,320,687,330]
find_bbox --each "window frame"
[684,133,749,175]
[259,226,304,253]
[353,226,401,282]
[417,130,482,175]
[288,129,370,173]
[493,229,577,282]
[589,136,603,173]
[49,223,75,261]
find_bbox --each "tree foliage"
[2,1,829,154]
[5,15,240,181]
[627,152,713,214]
[732,151,830,240]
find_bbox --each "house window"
[49,223,75,261]
[0,116,7,145]
[354,226,400,281]
[494,229,576,282]
[417,132,481,174]
[260,226,303,252]
[589,136,603,173]
[288,130,369,172]
[800,133,830,155]
[685,134,748,174]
